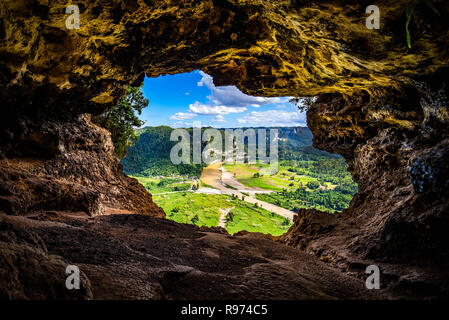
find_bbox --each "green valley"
[223,159,357,213]
[124,126,357,235]
[153,192,292,236]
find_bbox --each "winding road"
[199,163,297,222]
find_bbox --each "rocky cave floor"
[0,210,397,300]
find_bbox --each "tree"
[191,215,199,225]
[99,86,148,158]
[289,97,317,113]
[307,180,320,190]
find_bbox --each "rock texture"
[280,87,449,296]
[1,0,449,298]
[0,212,392,299]
[1,0,448,105]
[0,113,165,217]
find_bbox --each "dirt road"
[199,164,296,221]
[218,207,234,228]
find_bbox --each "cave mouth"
[119,71,358,236]
[1,0,448,301]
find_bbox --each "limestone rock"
[0,0,448,298]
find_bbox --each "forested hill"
[121,126,204,177]
[121,126,339,177]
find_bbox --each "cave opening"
[119,70,358,236]
[1,0,448,300]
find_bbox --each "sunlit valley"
[121,72,357,236]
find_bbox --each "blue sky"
[140,70,307,128]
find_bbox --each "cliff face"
[1,0,449,298]
[308,87,449,267]
[281,85,449,287]
[0,113,165,217]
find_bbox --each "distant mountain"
[233,126,314,148]
[121,126,339,177]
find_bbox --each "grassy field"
[223,164,260,178]
[225,203,291,236]
[154,193,225,227]
[237,177,284,191]
[223,163,331,193]
[132,176,196,194]
[223,160,357,213]
[153,192,292,236]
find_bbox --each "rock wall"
[1,0,449,295]
[281,84,449,267]
[0,113,164,217]
[2,0,448,108]
[279,83,449,294]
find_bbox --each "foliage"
[121,126,205,177]
[306,180,320,190]
[98,86,148,158]
[153,192,291,236]
[405,0,440,49]
[257,187,354,213]
[225,203,292,236]
[131,176,195,194]
[191,215,199,224]
[128,125,358,227]
[123,126,329,177]
[289,97,317,113]
[406,3,415,49]
[226,158,358,213]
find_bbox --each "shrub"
[307,181,320,190]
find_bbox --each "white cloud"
[169,112,197,120]
[189,102,246,115]
[213,115,226,122]
[172,121,193,128]
[185,92,191,95]
[171,71,299,127]
[197,71,289,108]
[237,110,307,127]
